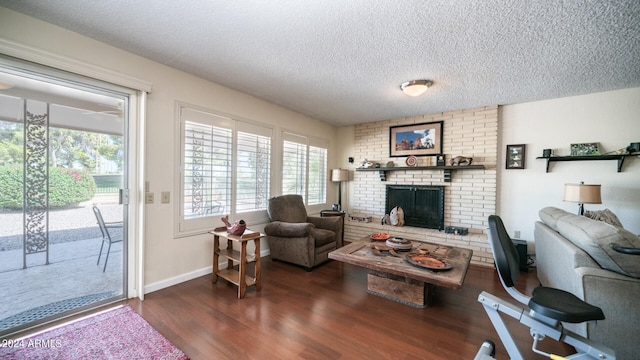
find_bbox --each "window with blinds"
[183,121,231,220]
[236,131,271,213]
[282,140,307,198]
[308,145,327,204]
[281,133,327,206]
[178,106,272,234]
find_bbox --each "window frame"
[176,103,272,236]
[281,131,328,214]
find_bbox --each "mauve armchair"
[265,194,343,271]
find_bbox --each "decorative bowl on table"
[370,233,391,241]
[405,254,452,271]
[385,237,413,251]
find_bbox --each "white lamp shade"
[331,169,349,182]
[563,183,602,204]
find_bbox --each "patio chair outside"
[93,205,123,272]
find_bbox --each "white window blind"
[308,145,327,205]
[281,132,328,205]
[183,121,231,220]
[178,106,272,235]
[236,130,271,213]
[282,140,307,198]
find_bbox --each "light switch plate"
[161,191,170,204]
[145,192,154,204]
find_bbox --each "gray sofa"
[535,207,640,360]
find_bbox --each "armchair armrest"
[307,215,340,232]
[264,221,314,237]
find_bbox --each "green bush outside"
[0,166,96,209]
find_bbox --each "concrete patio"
[0,203,124,333]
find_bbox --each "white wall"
[0,8,341,290]
[499,88,640,251]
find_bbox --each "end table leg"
[254,238,261,291]
[238,242,248,299]
[212,235,220,284]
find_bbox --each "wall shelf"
[356,165,485,182]
[536,154,637,173]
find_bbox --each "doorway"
[0,59,129,336]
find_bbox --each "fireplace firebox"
[385,185,445,230]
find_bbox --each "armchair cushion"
[313,228,336,247]
[264,222,313,238]
[267,194,307,223]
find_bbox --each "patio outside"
[0,193,124,333]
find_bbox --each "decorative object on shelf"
[542,148,553,158]
[405,155,418,167]
[400,79,433,96]
[385,206,404,226]
[570,142,601,156]
[627,142,640,153]
[444,226,469,236]
[506,144,526,169]
[385,161,394,167]
[359,159,373,168]
[389,121,443,157]
[349,213,372,223]
[221,215,246,235]
[436,154,446,166]
[331,168,349,211]
[563,181,601,215]
[449,156,473,166]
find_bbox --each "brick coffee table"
[329,236,472,308]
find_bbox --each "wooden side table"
[209,226,265,299]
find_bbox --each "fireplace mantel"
[356,165,485,182]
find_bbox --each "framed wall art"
[570,142,601,156]
[506,144,526,169]
[389,121,443,157]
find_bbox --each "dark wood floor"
[124,258,572,360]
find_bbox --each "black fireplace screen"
[385,185,445,230]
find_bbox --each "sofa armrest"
[534,221,599,293]
[264,221,314,237]
[574,266,640,359]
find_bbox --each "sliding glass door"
[0,57,128,336]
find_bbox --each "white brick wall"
[347,105,498,266]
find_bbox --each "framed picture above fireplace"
[389,121,443,157]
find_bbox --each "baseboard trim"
[144,249,270,294]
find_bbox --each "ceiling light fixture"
[400,80,433,97]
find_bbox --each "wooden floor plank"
[121,258,572,360]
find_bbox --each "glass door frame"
[0,39,151,303]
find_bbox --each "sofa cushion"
[539,206,572,231]
[584,208,624,228]
[555,214,640,278]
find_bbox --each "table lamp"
[563,182,601,215]
[331,169,349,211]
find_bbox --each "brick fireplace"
[343,105,498,266]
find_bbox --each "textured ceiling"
[2,1,639,126]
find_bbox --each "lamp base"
[578,203,584,216]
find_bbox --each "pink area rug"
[0,305,189,359]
